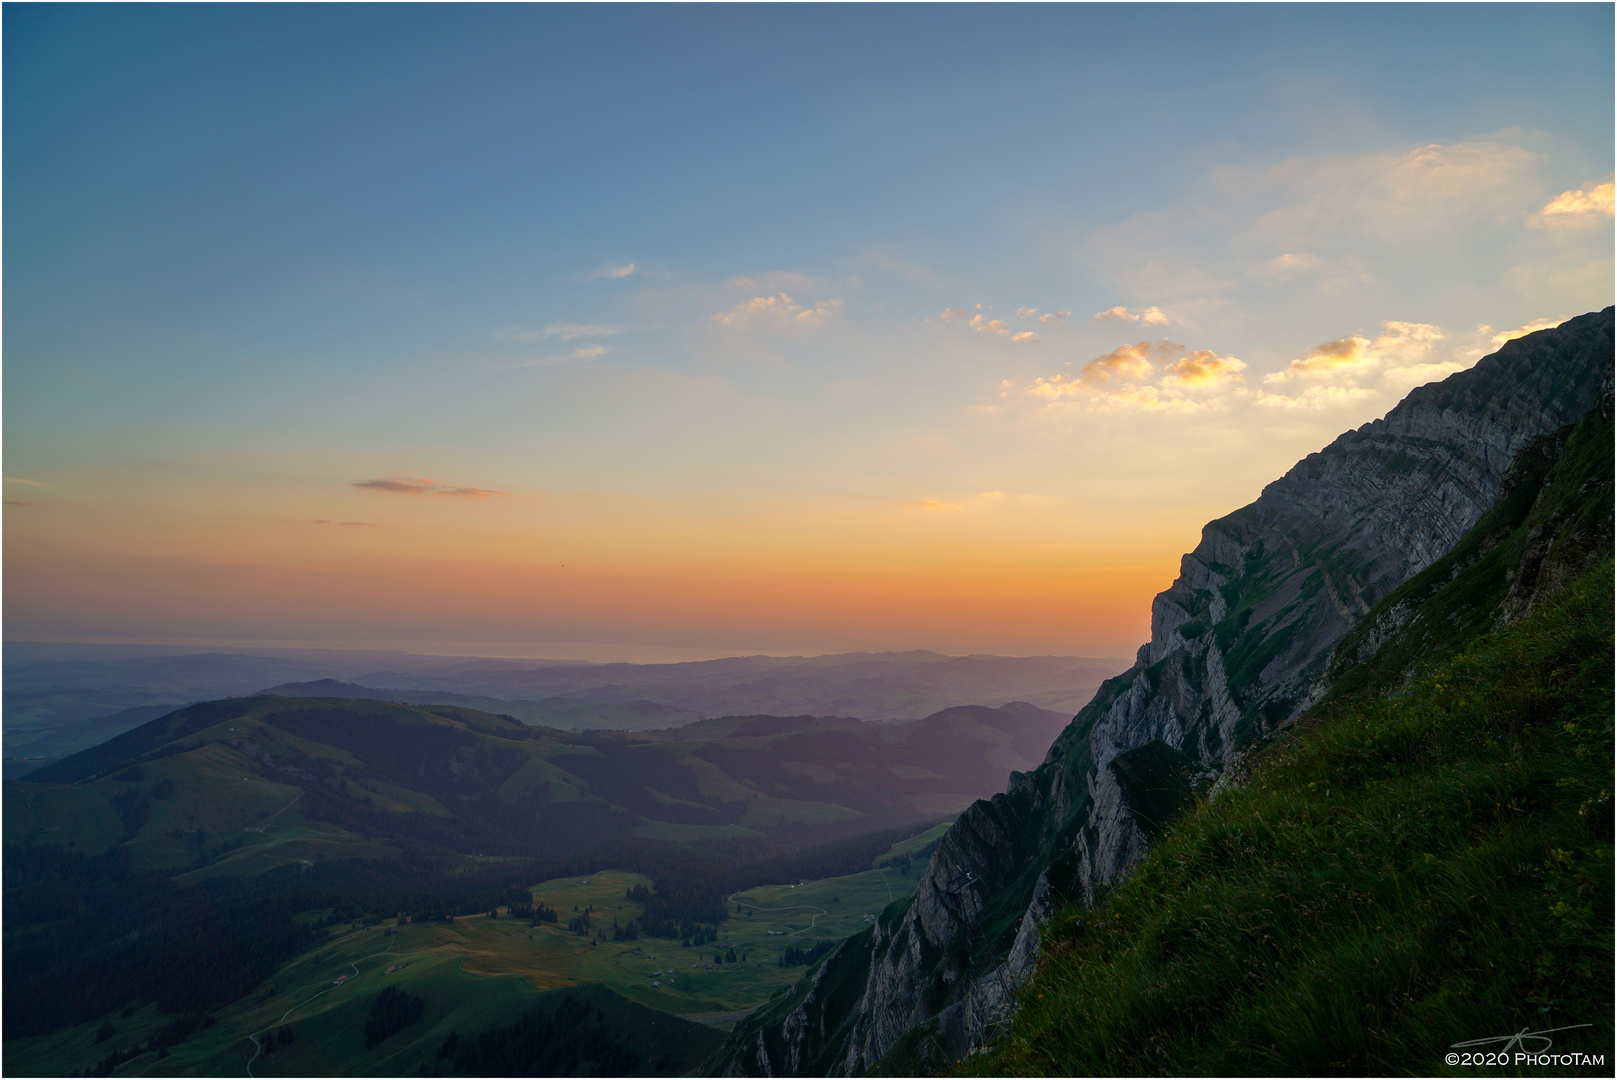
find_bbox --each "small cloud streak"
[585,261,636,280]
[1037,311,1071,324]
[1093,305,1169,326]
[508,344,610,368]
[4,477,46,487]
[1015,307,1038,319]
[493,323,623,343]
[911,498,961,511]
[1248,252,1321,282]
[543,323,624,340]
[1531,180,1614,227]
[940,306,1039,342]
[353,477,507,498]
[713,293,844,329]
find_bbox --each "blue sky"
[5,4,1613,659]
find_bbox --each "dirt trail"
[728,891,827,939]
[244,792,301,835]
[244,943,405,1076]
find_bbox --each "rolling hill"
[7,697,1073,876]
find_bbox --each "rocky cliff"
[708,308,1614,1077]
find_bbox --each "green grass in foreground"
[965,559,1613,1077]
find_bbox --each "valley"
[2,836,944,1077]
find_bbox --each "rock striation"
[709,308,1614,1076]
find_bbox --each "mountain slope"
[966,502,1613,1073]
[710,310,1614,1075]
[6,699,1071,874]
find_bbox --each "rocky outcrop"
[710,308,1614,1077]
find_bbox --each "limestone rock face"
[711,309,1614,1077]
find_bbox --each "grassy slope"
[1,837,936,1076]
[5,913,724,1078]
[965,558,1613,1076]
[7,695,1028,877]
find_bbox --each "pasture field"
[3,835,940,1074]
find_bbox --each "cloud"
[1016,307,1038,319]
[1247,252,1321,282]
[353,477,507,498]
[713,293,843,329]
[1238,141,1541,249]
[492,323,624,343]
[1265,321,1445,382]
[1092,305,1169,326]
[1530,180,1615,227]
[1081,341,1164,383]
[585,262,636,280]
[911,498,961,511]
[508,344,610,368]
[542,323,625,340]
[4,477,46,487]
[722,271,825,294]
[858,252,941,286]
[940,306,1039,342]
[1037,311,1071,324]
[1160,350,1248,389]
[794,298,846,327]
[1488,318,1563,347]
[1021,338,1248,411]
[1082,138,1555,314]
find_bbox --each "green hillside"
[8,697,1058,878]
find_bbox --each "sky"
[4,4,1613,662]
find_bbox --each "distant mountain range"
[2,648,1124,776]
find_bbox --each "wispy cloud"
[584,261,636,280]
[353,477,507,498]
[543,323,624,340]
[856,253,941,287]
[712,293,844,329]
[1093,305,1169,326]
[1037,311,1071,324]
[492,323,624,344]
[4,477,46,487]
[1247,252,1321,282]
[508,344,610,368]
[939,306,1039,343]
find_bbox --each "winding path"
[244,792,302,835]
[728,891,828,939]
[244,943,405,1076]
